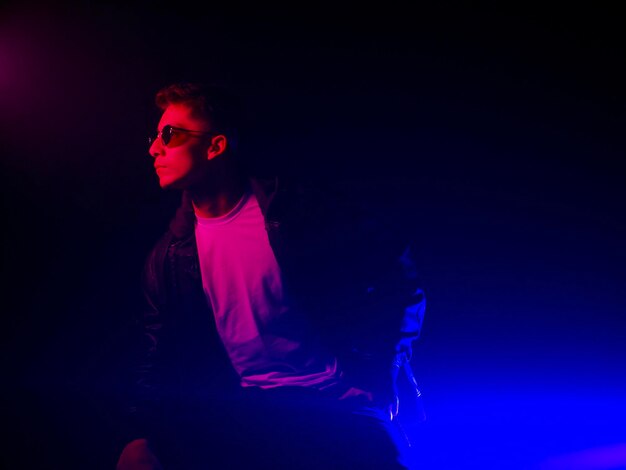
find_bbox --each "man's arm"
[338,234,426,420]
[116,238,170,465]
[383,242,426,420]
[395,244,427,359]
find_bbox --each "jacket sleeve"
[392,244,426,364]
[365,239,426,359]
[117,235,170,448]
[336,232,427,403]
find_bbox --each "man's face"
[149,104,213,190]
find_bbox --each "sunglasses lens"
[161,125,172,146]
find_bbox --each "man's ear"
[207,135,228,160]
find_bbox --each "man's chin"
[158,178,177,190]
[158,175,196,191]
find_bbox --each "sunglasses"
[148,125,213,147]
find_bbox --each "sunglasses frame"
[149,125,213,147]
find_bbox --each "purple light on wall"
[538,443,626,470]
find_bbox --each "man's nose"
[149,138,163,158]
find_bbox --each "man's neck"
[190,172,248,219]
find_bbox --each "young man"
[116,82,426,469]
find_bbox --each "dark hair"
[155,82,245,153]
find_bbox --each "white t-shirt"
[194,190,340,390]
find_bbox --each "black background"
[1,2,624,468]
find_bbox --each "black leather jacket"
[123,176,425,443]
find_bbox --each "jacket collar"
[168,176,280,240]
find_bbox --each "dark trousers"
[152,386,415,469]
